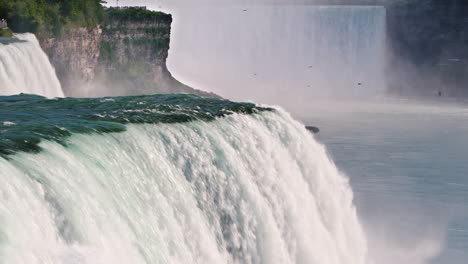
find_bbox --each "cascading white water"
[0,33,64,97]
[0,110,367,263]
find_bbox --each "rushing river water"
[298,98,468,264]
[0,94,370,264]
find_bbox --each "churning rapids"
[0,94,367,263]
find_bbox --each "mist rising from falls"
[167,5,386,106]
[0,109,367,263]
[0,34,64,98]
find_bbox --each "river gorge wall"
[32,3,468,98]
[386,0,468,97]
[37,10,215,98]
[39,27,101,97]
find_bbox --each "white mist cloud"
[115,1,387,108]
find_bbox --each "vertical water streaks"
[0,34,64,98]
[0,110,367,263]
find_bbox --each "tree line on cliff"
[0,0,106,36]
[0,1,173,37]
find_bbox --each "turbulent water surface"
[0,94,269,156]
[0,93,367,264]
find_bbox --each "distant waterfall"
[168,6,386,105]
[302,6,387,97]
[0,33,64,97]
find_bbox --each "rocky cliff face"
[39,27,102,97]
[386,0,468,96]
[38,10,216,98]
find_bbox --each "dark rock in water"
[305,126,320,134]
[0,37,25,44]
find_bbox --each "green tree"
[0,0,106,36]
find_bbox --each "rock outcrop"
[39,27,102,97]
[38,8,217,98]
[305,126,320,134]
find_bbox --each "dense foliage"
[0,28,13,37]
[0,2,172,36]
[106,7,171,23]
[0,0,105,35]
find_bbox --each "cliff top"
[106,7,172,23]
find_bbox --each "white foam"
[0,33,64,98]
[3,121,16,126]
[0,110,367,263]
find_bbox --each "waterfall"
[0,107,368,263]
[167,5,386,105]
[0,33,64,98]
